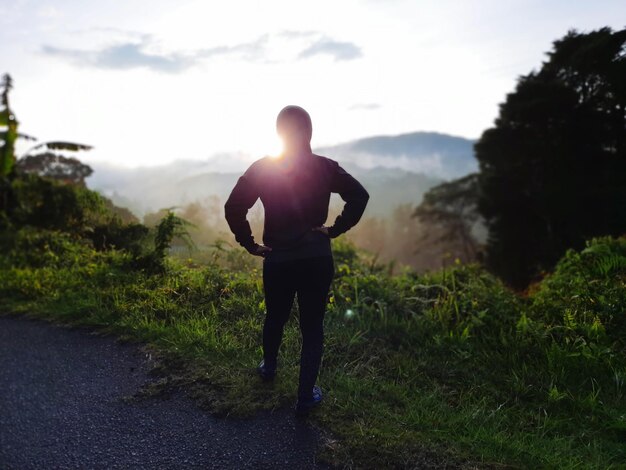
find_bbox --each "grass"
[1,226,626,469]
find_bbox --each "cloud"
[42,42,192,73]
[42,31,362,72]
[298,38,362,61]
[349,103,381,111]
[74,27,151,42]
[278,30,319,39]
[36,5,62,19]
[197,34,269,61]
[42,30,271,72]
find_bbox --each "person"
[224,105,369,414]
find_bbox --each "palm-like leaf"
[21,141,94,159]
[26,141,93,154]
[43,141,93,151]
[17,132,37,141]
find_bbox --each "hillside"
[88,131,473,217]
[90,165,441,218]
[316,131,477,180]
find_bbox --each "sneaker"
[295,385,323,415]
[257,359,276,381]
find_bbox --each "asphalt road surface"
[0,315,328,469]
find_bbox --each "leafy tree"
[475,28,626,287]
[414,174,482,263]
[16,152,93,186]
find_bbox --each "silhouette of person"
[225,105,369,414]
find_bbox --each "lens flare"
[268,134,284,158]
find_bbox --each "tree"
[16,153,93,187]
[475,28,626,288]
[1,74,40,179]
[0,74,17,178]
[414,174,483,263]
[1,74,22,211]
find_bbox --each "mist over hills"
[88,131,476,218]
[316,131,477,180]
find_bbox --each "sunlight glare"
[268,134,284,158]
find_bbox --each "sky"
[1,0,625,168]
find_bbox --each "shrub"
[9,174,108,233]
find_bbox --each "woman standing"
[225,105,369,414]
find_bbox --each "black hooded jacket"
[224,153,369,262]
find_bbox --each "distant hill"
[332,164,440,216]
[315,131,477,180]
[88,131,474,218]
[89,162,440,218]
[89,162,240,216]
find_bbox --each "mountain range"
[316,131,477,180]
[88,131,477,218]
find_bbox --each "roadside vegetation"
[1,174,625,469]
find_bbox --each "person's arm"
[326,163,370,238]
[224,166,261,253]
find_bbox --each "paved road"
[0,315,328,469]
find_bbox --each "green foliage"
[531,236,626,348]
[90,221,150,257]
[9,173,108,232]
[154,212,193,256]
[133,211,194,274]
[0,73,17,178]
[475,28,626,288]
[0,227,96,269]
[2,174,195,277]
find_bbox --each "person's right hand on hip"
[250,244,272,257]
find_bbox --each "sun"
[267,134,284,158]
[236,115,285,160]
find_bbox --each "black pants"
[262,256,334,400]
